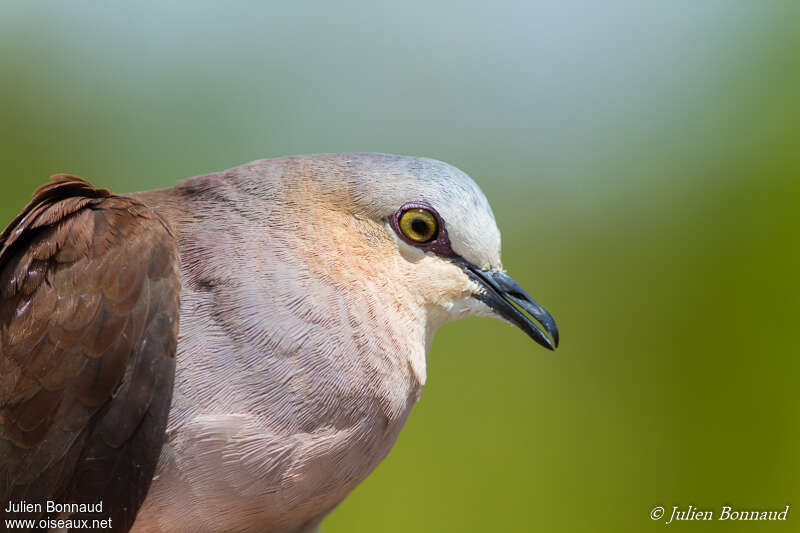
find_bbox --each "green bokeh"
[1,2,798,531]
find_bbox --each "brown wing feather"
[0,175,181,532]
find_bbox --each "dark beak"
[458,261,559,350]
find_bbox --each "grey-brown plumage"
[0,154,557,533]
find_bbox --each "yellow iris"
[398,208,438,243]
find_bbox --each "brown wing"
[0,175,180,532]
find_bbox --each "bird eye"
[398,208,439,244]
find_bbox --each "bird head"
[269,153,559,351]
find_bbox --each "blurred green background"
[2,1,799,531]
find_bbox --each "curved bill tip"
[506,292,559,349]
[458,261,559,351]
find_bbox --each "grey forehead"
[338,153,493,213]
[332,153,503,269]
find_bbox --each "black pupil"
[411,218,430,236]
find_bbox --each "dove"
[0,153,558,532]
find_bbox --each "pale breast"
[132,270,426,532]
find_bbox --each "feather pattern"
[0,175,181,532]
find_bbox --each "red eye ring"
[390,202,455,257]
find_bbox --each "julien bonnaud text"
[665,504,789,524]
